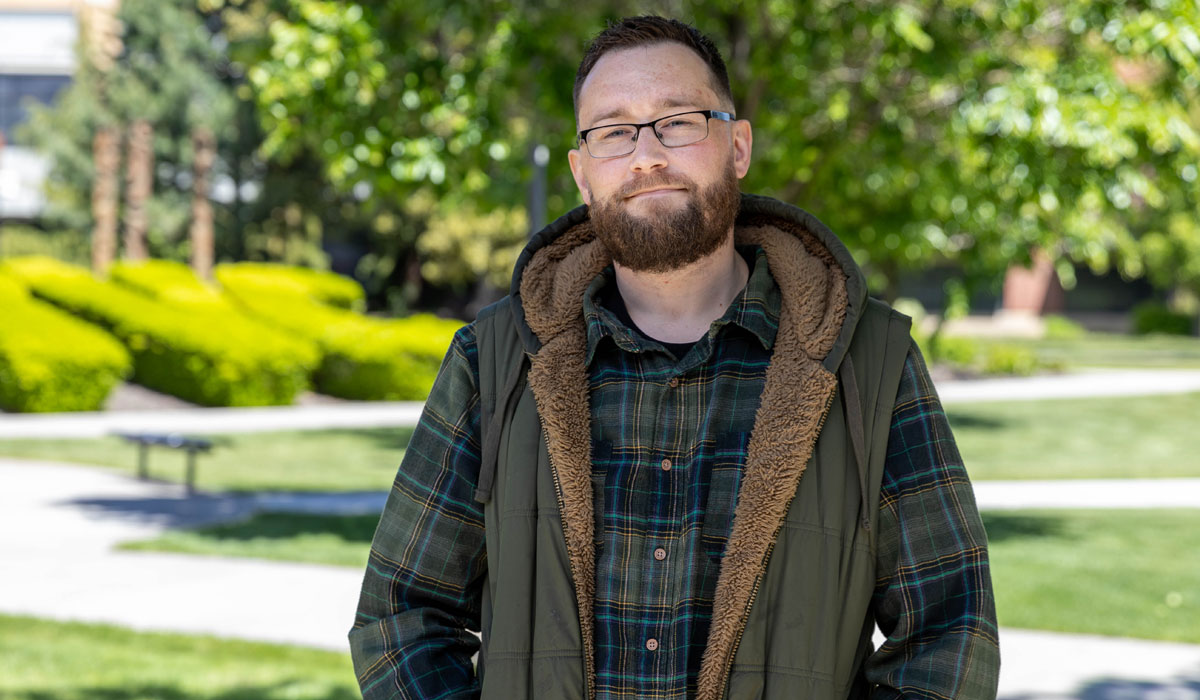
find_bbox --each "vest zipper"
[714,386,838,699]
[537,411,596,700]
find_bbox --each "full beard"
[588,159,741,273]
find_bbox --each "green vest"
[472,292,911,699]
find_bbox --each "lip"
[625,187,685,199]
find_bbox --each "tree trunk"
[189,126,216,280]
[91,126,120,275]
[123,119,153,260]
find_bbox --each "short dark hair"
[573,16,735,123]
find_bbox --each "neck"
[613,234,749,344]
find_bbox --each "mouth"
[625,187,685,200]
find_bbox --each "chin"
[624,196,685,215]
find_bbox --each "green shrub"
[891,297,927,329]
[0,272,27,302]
[109,259,226,310]
[0,295,131,412]
[318,313,462,400]
[913,331,979,368]
[1043,314,1087,340]
[214,262,366,312]
[1,256,319,407]
[0,225,90,266]
[222,285,461,401]
[981,344,1039,376]
[1132,302,1194,336]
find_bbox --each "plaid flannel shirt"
[351,246,999,699]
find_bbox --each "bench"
[115,432,215,493]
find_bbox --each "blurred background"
[0,1,1198,698]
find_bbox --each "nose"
[628,124,668,172]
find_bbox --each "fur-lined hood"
[504,192,868,700]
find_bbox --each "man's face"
[568,42,753,272]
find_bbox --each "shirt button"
[645,638,659,651]
[660,458,672,471]
[653,547,667,561]
[668,377,679,388]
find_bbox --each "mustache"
[616,172,697,199]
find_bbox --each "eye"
[596,127,632,141]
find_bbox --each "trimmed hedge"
[319,313,463,400]
[1,256,319,407]
[0,272,27,303]
[0,287,132,412]
[110,259,227,310]
[220,283,461,401]
[1132,301,1194,336]
[214,262,366,312]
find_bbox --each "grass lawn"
[949,391,1200,480]
[973,331,1200,369]
[0,614,359,700]
[119,512,378,568]
[985,508,1200,644]
[4,392,1194,487]
[119,508,1200,645]
[0,427,413,492]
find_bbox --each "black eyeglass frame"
[577,109,736,158]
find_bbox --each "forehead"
[576,42,721,127]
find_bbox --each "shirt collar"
[582,245,780,366]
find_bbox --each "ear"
[568,147,592,205]
[731,119,752,179]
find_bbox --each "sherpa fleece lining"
[518,214,848,700]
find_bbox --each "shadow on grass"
[66,494,259,529]
[7,681,359,700]
[187,512,380,543]
[945,410,1008,430]
[982,512,1071,544]
[243,426,417,451]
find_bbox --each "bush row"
[1132,301,1195,336]
[0,272,132,412]
[214,262,366,312]
[109,259,228,310]
[1,257,319,407]
[113,258,461,401]
[219,280,460,401]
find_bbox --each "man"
[351,16,999,700]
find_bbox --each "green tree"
[23,0,232,260]
[247,0,1200,320]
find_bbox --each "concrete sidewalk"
[974,478,1200,510]
[936,367,1200,404]
[3,368,1200,439]
[3,457,1199,698]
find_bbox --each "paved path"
[3,368,1200,439]
[0,401,426,439]
[2,458,1199,698]
[936,367,1200,404]
[0,459,361,651]
[974,478,1200,510]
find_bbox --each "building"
[0,0,117,219]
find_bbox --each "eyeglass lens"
[586,113,710,157]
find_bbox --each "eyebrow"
[586,97,699,127]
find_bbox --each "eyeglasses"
[578,109,735,158]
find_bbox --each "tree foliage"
[22,0,406,304]
[247,0,1200,311]
[22,0,233,257]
